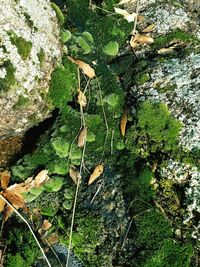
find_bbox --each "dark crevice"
[11,109,59,165]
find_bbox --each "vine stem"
[0,194,51,267]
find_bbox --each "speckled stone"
[0,0,62,139]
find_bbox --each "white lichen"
[0,0,62,138]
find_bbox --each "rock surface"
[126,0,200,238]
[0,0,62,140]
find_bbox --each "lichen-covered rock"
[0,0,62,139]
[125,0,200,240]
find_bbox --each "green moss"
[10,32,32,60]
[37,48,45,65]
[13,95,30,109]
[0,61,16,91]
[5,224,40,267]
[51,2,65,25]
[62,216,104,266]
[153,29,196,50]
[136,100,182,154]
[143,239,193,267]
[49,58,77,109]
[135,72,150,85]
[155,82,177,93]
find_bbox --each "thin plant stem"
[96,78,109,163]
[0,194,51,267]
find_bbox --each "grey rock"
[0,0,62,140]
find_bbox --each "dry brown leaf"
[120,110,128,137]
[42,219,52,231]
[4,205,14,221]
[142,24,156,33]
[88,164,104,186]
[6,182,31,199]
[114,7,137,22]
[78,127,87,147]
[75,60,96,79]
[77,90,87,107]
[157,47,175,55]
[0,171,10,190]
[46,233,59,245]
[137,15,145,22]
[130,34,154,48]
[69,165,81,185]
[3,191,24,209]
[0,197,5,212]
[34,170,48,188]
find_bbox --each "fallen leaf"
[78,127,87,147]
[88,164,104,185]
[130,34,154,48]
[137,15,145,22]
[75,60,96,79]
[0,171,10,190]
[157,47,175,55]
[46,233,59,245]
[34,170,48,188]
[42,219,52,231]
[77,90,87,107]
[120,110,128,137]
[69,165,81,185]
[3,191,24,209]
[142,24,156,33]
[4,205,14,221]
[6,182,32,199]
[114,7,137,22]
[0,197,5,212]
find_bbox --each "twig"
[90,182,103,203]
[43,236,64,267]
[96,78,109,163]
[66,79,88,266]
[0,194,51,267]
[132,0,139,35]
[111,129,115,155]
[121,218,133,249]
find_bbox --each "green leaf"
[103,41,119,56]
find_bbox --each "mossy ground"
[2,1,199,266]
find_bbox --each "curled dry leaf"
[34,170,49,188]
[88,164,104,186]
[78,127,87,147]
[69,165,81,185]
[76,60,96,79]
[114,7,137,22]
[3,191,24,209]
[42,219,52,231]
[142,24,156,33]
[77,90,87,107]
[0,196,5,212]
[0,171,11,190]
[67,56,96,79]
[46,233,59,245]
[130,34,154,48]
[120,110,128,137]
[4,205,14,221]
